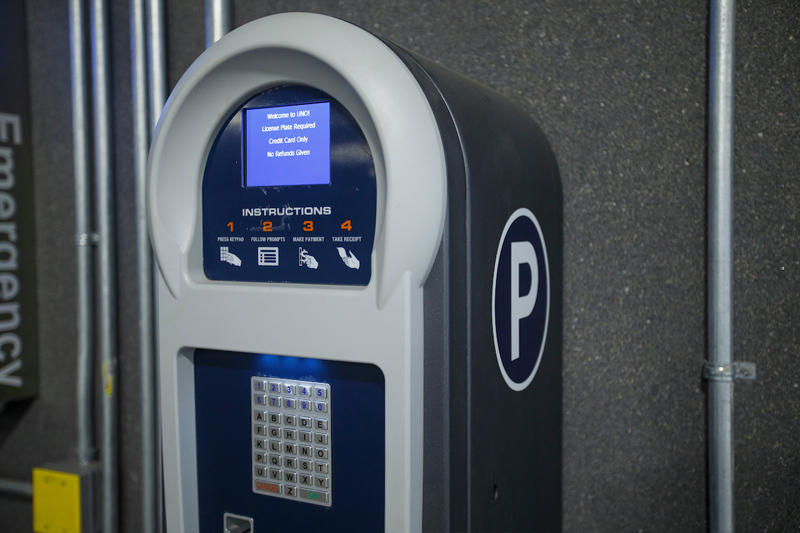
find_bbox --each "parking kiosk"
[149,13,562,532]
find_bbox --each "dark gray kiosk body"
[396,47,564,532]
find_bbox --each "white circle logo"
[492,208,550,391]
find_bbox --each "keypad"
[251,376,332,506]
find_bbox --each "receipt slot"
[149,13,561,532]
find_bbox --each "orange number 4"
[340,220,352,231]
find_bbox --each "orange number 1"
[227,222,233,232]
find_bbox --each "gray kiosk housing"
[149,14,561,532]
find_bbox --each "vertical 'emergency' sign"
[0,0,39,402]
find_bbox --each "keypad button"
[299,445,312,457]
[283,428,297,440]
[299,488,328,503]
[252,378,267,392]
[299,474,313,486]
[268,427,280,438]
[315,448,329,460]
[253,410,267,422]
[285,485,297,497]
[314,401,328,414]
[268,413,281,424]
[299,384,312,397]
[314,433,328,445]
[283,382,297,395]
[269,441,282,453]
[285,457,297,469]
[299,417,312,429]
[254,452,267,464]
[267,396,281,408]
[284,414,296,426]
[299,431,312,443]
[267,381,281,394]
[315,476,329,489]
[314,462,328,474]
[284,443,297,455]
[254,479,282,494]
[253,394,265,406]
[269,455,282,467]
[254,466,267,478]
[299,460,312,471]
[269,469,282,481]
[284,398,297,409]
[254,424,266,436]
[299,399,313,411]
[254,438,266,450]
[284,471,297,483]
[315,418,328,431]
[314,386,328,399]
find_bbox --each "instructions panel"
[203,86,375,286]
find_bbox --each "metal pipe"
[0,478,33,498]
[131,1,160,532]
[205,0,232,48]
[708,0,736,531]
[69,0,95,467]
[147,0,168,127]
[146,1,167,530]
[89,0,118,531]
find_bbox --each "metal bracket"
[75,233,99,246]
[703,361,757,382]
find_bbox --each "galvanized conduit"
[131,1,161,532]
[0,478,33,498]
[205,0,233,49]
[89,0,119,530]
[135,2,221,529]
[69,0,95,468]
[123,0,169,530]
[145,0,167,530]
[707,0,737,531]
[147,0,168,125]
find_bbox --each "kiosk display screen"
[243,102,331,187]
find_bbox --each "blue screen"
[244,101,331,187]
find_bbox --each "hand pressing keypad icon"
[252,376,332,506]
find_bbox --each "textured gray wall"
[0,0,797,531]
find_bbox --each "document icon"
[258,247,279,266]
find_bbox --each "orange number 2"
[262,221,273,232]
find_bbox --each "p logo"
[492,208,550,391]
